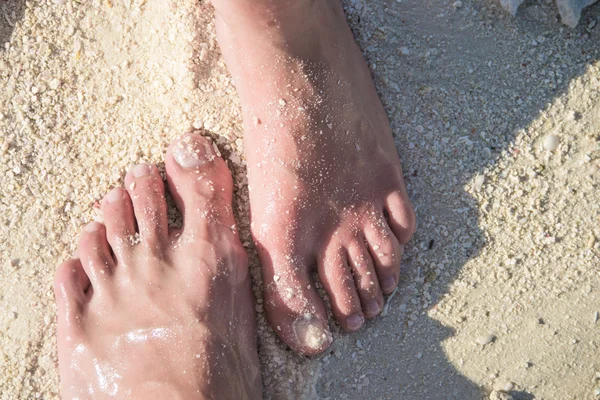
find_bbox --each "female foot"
[54,135,262,399]
[212,0,416,355]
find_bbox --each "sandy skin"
[54,135,262,399]
[212,0,416,354]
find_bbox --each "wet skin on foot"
[54,135,262,399]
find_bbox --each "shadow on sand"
[315,0,599,399]
[0,0,25,50]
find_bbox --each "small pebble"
[474,174,485,191]
[489,391,514,400]
[49,78,60,90]
[543,134,559,151]
[453,1,463,8]
[475,334,495,345]
[587,234,596,249]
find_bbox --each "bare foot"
[212,0,416,355]
[54,135,262,399]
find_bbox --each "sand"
[0,0,598,399]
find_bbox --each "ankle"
[213,0,340,41]
[212,0,310,25]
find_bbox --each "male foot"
[212,0,416,355]
[54,135,262,399]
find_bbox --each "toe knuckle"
[54,260,77,289]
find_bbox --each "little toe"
[364,219,403,294]
[347,240,384,318]
[124,164,169,251]
[384,190,416,245]
[261,251,332,355]
[54,259,90,327]
[78,221,115,292]
[318,246,364,332]
[101,188,136,256]
[165,134,236,237]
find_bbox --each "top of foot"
[54,135,262,399]
[213,0,416,354]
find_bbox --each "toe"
[384,190,416,245]
[101,188,136,256]
[78,222,114,292]
[261,250,332,355]
[165,134,237,237]
[54,259,89,326]
[347,240,384,318]
[364,218,403,294]
[124,164,169,252]
[318,246,364,332]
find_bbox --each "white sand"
[0,0,598,399]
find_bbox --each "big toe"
[165,134,237,237]
[261,250,332,356]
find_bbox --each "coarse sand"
[0,0,599,399]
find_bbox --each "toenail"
[293,313,333,350]
[84,221,102,232]
[365,300,381,315]
[381,276,396,292]
[173,136,215,169]
[105,188,123,203]
[346,314,364,331]
[132,163,152,178]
